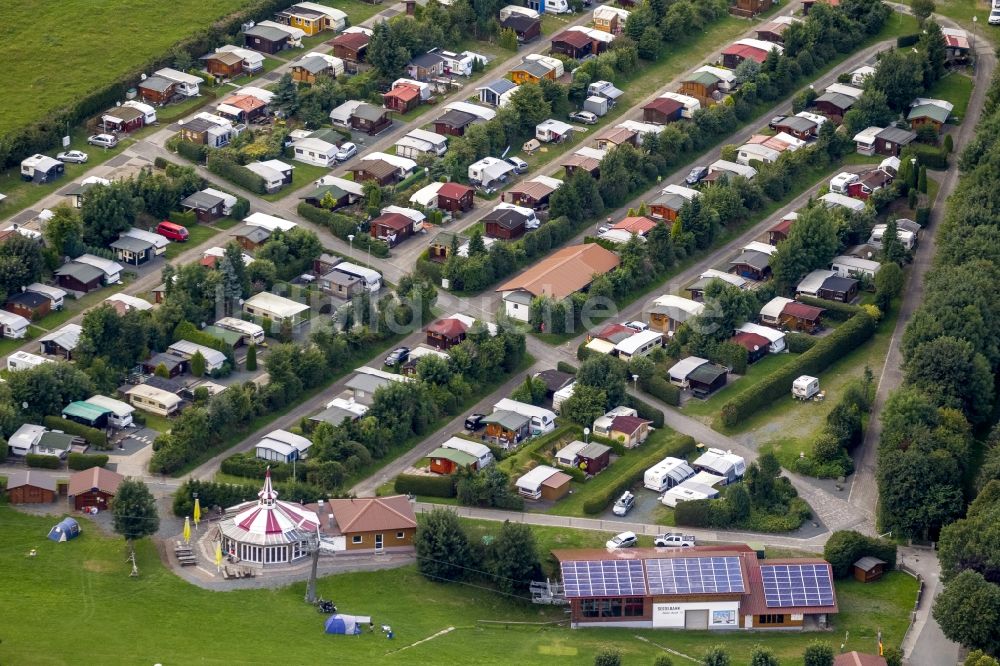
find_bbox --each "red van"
[156,221,189,241]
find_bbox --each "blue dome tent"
[324,614,369,635]
[47,517,81,542]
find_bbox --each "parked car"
[606,531,638,550]
[87,134,118,148]
[991,7,1000,24]
[384,347,410,367]
[465,413,486,431]
[612,491,635,517]
[56,150,89,164]
[335,142,357,162]
[155,220,188,241]
[568,110,598,125]
[505,155,529,174]
[654,533,696,548]
[685,166,708,185]
[624,321,648,332]
[768,115,786,130]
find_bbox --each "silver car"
[335,142,357,162]
[56,150,89,164]
[87,134,118,148]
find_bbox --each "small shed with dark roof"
[687,363,729,398]
[852,556,887,583]
[730,331,771,364]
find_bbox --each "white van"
[215,317,266,346]
[332,262,382,292]
[494,398,556,435]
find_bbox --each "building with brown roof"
[319,496,417,553]
[383,83,422,113]
[642,97,684,125]
[504,179,559,209]
[501,13,542,43]
[497,244,620,322]
[350,159,401,186]
[67,467,124,511]
[369,212,414,246]
[437,182,474,213]
[6,470,58,504]
[329,30,369,62]
[594,126,637,150]
[425,317,468,349]
[218,94,268,123]
[551,30,595,59]
[201,51,245,78]
[730,331,771,364]
[561,153,602,178]
[608,414,652,447]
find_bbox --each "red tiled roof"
[783,301,824,320]
[385,84,421,103]
[612,216,657,235]
[68,466,124,497]
[426,317,468,338]
[643,97,684,115]
[731,331,771,352]
[371,212,412,231]
[326,495,417,533]
[553,30,593,49]
[222,94,266,112]
[595,323,634,341]
[722,43,769,63]
[610,414,652,435]
[438,182,473,200]
[329,31,369,49]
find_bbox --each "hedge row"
[67,453,109,471]
[556,361,578,375]
[42,416,109,449]
[172,478,325,516]
[795,294,863,322]
[176,140,208,163]
[394,473,456,498]
[220,453,299,482]
[26,454,61,469]
[581,435,696,514]
[823,530,898,578]
[720,312,876,427]
[627,393,665,428]
[908,143,949,169]
[207,152,267,195]
[642,375,681,407]
[785,332,818,353]
[296,203,391,258]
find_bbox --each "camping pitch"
[47,517,81,542]
[325,614,371,636]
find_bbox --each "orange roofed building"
[310,496,418,554]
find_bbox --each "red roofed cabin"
[383,83,422,114]
[609,415,653,447]
[318,496,418,553]
[437,182,474,213]
[551,30,595,60]
[612,216,657,236]
[731,331,771,364]
[642,97,684,125]
[731,0,774,17]
[329,31,369,63]
[67,467,124,511]
[370,212,414,246]
[768,216,795,245]
[722,43,771,69]
[781,301,825,333]
[426,317,468,349]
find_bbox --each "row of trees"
[909,63,1000,657]
[593,640,858,666]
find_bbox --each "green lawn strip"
[229,56,285,86]
[927,70,974,121]
[261,162,332,202]
[210,216,242,230]
[0,127,136,215]
[0,507,918,665]
[342,353,537,489]
[139,411,174,435]
[164,224,220,258]
[681,353,801,418]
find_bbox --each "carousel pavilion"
[218,468,320,565]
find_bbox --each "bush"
[557,361,578,375]
[915,206,930,226]
[67,453,109,470]
[576,342,596,362]
[175,139,208,163]
[42,415,109,449]
[824,529,897,578]
[711,342,748,375]
[908,143,948,169]
[394,473,457,498]
[207,152,267,195]
[220,452,296,481]
[296,202,390,258]
[231,196,251,220]
[153,156,168,169]
[796,295,862,321]
[643,374,680,406]
[674,498,725,527]
[720,312,876,427]
[25,454,61,469]
[581,435,695,514]
[785,332,818,353]
[627,393,665,428]
[896,34,920,47]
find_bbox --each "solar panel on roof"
[645,557,745,595]
[561,560,646,598]
[761,564,835,608]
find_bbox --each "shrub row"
[785,332,818,353]
[394,473,456,498]
[207,152,267,195]
[296,203,391,258]
[642,374,681,407]
[175,139,208,163]
[581,435,696,514]
[908,143,949,169]
[556,361,578,375]
[627,393,665,428]
[720,312,876,427]
[42,416,109,449]
[823,529,898,578]
[26,454,61,469]
[172,478,325,516]
[67,453,109,471]
[796,295,862,321]
[220,453,299,482]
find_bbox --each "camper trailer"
[494,398,556,435]
[792,375,819,400]
[692,448,746,484]
[643,457,696,492]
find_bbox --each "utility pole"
[304,532,320,603]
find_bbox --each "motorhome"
[329,262,382,292]
[214,317,266,346]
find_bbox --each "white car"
[569,110,598,125]
[612,491,635,516]
[990,7,1000,24]
[335,142,357,162]
[56,150,89,164]
[606,531,638,550]
[624,321,649,332]
[87,134,118,148]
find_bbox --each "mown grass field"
[0,508,918,665]
[0,0,249,138]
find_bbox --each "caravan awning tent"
[324,613,371,635]
[48,517,81,542]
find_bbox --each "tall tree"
[43,206,86,259]
[866,49,924,112]
[490,520,540,593]
[933,570,1000,655]
[575,355,627,408]
[6,362,94,422]
[770,205,839,292]
[111,479,160,542]
[81,181,139,245]
[0,232,45,301]
[904,336,995,424]
[881,218,908,265]
[367,21,411,79]
[414,508,473,582]
[271,73,300,117]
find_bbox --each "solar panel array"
[761,564,835,608]
[561,560,646,598]
[645,556,745,595]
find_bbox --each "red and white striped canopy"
[223,469,319,545]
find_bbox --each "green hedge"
[220,452,297,481]
[720,312,876,427]
[795,295,862,321]
[915,206,930,226]
[42,416,109,449]
[394,473,456,498]
[581,435,696,514]
[173,320,235,362]
[908,143,948,169]
[557,361,578,375]
[67,453,109,471]
[296,203,391,258]
[627,393,665,428]
[207,152,267,195]
[785,332,817,353]
[711,342,748,375]
[896,34,919,47]
[675,493,811,532]
[824,530,898,578]
[176,140,208,163]
[154,156,169,169]
[643,374,680,407]
[26,454,60,469]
